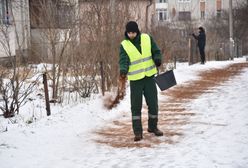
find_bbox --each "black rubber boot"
[147,128,163,136]
[134,134,143,141]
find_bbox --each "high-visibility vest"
[121,33,157,81]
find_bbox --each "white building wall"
[156,2,168,9]
[0,0,30,59]
[13,0,30,51]
[0,27,16,58]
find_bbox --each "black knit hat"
[125,21,139,33]
[199,26,205,32]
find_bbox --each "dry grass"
[0,66,36,80]
[94,62,248,148]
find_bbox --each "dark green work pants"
[130,76,158,135]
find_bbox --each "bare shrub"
[29,0,79,100]
[79,0,149,95]
[0,1,38,118]
[63,62,99,99]
[0,66,38,118]
[205,1,248,59]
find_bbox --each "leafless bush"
[0,1,39,118]
[151,21,195,64]
[29,0,80,100]
[233,1,248,55]
[205,1,248,59]
[63,62,99,99]
[0,67,38,118]
[78,0,139,94]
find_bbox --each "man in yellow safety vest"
[119,21,163,141]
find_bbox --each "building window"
[178,0,191,3]
[200,1,205,19]
[216,10,221,18]
[157,9,167,21]
[216,0,221,9]
[216,0,222,17]
[56,2,75,29]
[158,0,167,3]
[0,0,11,25]
[178,11,191,21]
[30,0,75,29]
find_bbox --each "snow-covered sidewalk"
[0,60,248,168]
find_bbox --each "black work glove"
[120,70,127,79]
[154,59,161,67]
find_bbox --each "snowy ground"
[0,58,248,168]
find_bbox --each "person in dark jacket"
[192,27,206,64]
[119,21,163,141]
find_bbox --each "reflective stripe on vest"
[121,33,157,81]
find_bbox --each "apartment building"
[155,0,245,23]
[0,0,78,61]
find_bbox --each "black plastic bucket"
[154,70,177,91]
